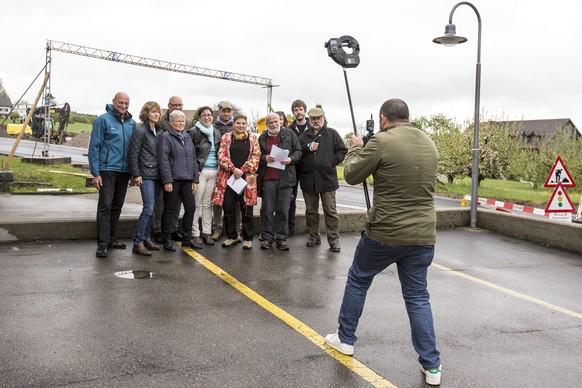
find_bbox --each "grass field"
[65,122,92,133]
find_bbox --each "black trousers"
[96,171,130,246]
[223,186,254,241]
[162,180,196,243]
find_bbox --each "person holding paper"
[212,114,260,249]
[257,112,302,250]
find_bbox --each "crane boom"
[46,39,273,87]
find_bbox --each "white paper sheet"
[267,145,289,170]
[227,174,247,194]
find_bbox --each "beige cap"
[307,107,325,117]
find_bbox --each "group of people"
[88,93,347,257]
[88,93,442,385]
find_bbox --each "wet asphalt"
[1,228,581,388]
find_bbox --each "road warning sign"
[545,183,575,213]
[544,156,576,187]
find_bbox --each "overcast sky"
[2,0,581,137]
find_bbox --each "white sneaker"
[324,331,354,356]
[421,364,441,386]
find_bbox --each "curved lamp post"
[433,1,482,228]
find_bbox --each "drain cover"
[114,270,153,279]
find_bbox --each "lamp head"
[433,23,468,47]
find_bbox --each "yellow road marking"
[432,263,582,319]
[184,248,397,388]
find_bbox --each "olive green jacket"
[344,123,438,245]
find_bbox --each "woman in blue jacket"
[157,110,200,251]
[128,101,163,256]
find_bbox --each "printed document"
[227,174,247,195]
[267,145,289,170]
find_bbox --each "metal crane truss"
[47,40,273,87]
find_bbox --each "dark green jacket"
[344,123,438,245]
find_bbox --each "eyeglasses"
[310,116,324,121]
[170,103,183,108]
[199,114,213,118]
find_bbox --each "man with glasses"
[159,96,184,132]
[153,95,186,243]
[298,107,347,252]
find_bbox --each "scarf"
[233,130,249,141]
[196,121,215,146]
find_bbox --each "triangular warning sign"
[544,156,576,187]
[545,183,575,213]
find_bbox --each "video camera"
[363,114,375,145]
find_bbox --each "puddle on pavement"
[114,270,154,279]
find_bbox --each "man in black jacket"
[287,99,312,236]
[258,112,302,250]
[298,107,347,252]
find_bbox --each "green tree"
[414,114,470,184]
[473,120,521,183]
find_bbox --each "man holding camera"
[298,106,347,252]
[324,98,442,386]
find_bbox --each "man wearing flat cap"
[298,106,347,252]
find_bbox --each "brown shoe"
[202,233,215,245]
[132,242,152,256]
[143,239,160,250]
[210,228,222,241]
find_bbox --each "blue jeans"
[133,179,161,244]
[337,231,441,369]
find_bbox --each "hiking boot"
[242,241,252,249]
[306,236,321,247]
[96,244,108,258]
[260,241,273,250]
[108,239,126,249]
[202,234,215,245]
[132,242,152,256]
[182,240,202,249]
[191,236,204,248]
[222,238,239,247]
[210,228,222,241]
[421,364,442,386]
[163,241,176,252]
[330,243,341,252]
[276,242,289,251]
[143,239,160,250]
[324,331,354,356]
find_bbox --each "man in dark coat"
[257,112,302,250]
[298,107,347,252]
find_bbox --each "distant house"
[0,95,12,117]
[487,118,580,149]
[14,100,31,118]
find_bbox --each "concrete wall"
[2,207,581,254]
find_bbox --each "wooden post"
[3,72,50,169]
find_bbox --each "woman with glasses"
[188,106,222,248]
[157,110,199,251]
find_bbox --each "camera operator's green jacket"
[344,123,438,245]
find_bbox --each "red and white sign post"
[544,156,576,222]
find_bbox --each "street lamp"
[433,1,482,228]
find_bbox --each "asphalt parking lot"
[1,227,581,387]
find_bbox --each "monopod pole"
[342,67,371,210]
